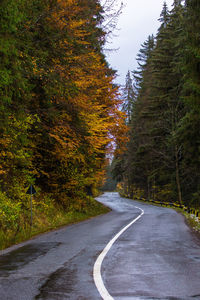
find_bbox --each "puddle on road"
[35,265,77,299]
[0,242,61,276]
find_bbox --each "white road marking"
[93,206,144,300]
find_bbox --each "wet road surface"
[0,192,200,299]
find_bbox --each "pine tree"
[116,1,186,202]
[112,0,200,208]
[158,1,170,30]
[117,35,156,198]
[122,71,135,124]
[149,0,185,204]
[176,0,200,206]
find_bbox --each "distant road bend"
[0,192,200,299]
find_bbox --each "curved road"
[0,192,200,299]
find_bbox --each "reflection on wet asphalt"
[138,297,200,300]
[0,192,200,300]
[0,242,61,276]
[139,297,200,299]
[35,264,77,299]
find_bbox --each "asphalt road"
[0,192,200,300]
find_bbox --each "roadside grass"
[176,208,200,234]
[0,197,110,251]
[186,215,200,232]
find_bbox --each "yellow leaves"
[32,57,38,74]
[50,0,86,34]
[28,0,128,196]
[49,127,78,151]
[57,0,76,8]
[39,170,50,178]
[0,169,6,175]
[48,112,85,166]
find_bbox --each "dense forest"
[0,0,126,244]
[0,0,199,247]
[113,0,200,208]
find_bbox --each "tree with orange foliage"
[18,0,127,205]
[0,0,127,208]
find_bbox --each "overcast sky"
[105,0,174,85]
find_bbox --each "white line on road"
[93,206,144,300]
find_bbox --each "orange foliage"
[30,0,128,197]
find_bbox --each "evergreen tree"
[113,35,156,198]
[134,35,155,90]
[122,71,135,124]
[176,0,200,206]
[115,1,191,204]
[148,0,185,203]
[158,1,170,30]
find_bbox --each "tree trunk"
[175,144,182,205]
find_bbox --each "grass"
[177,209,200,235]
[2,192,199,250]
[0,196,110,251]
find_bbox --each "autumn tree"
[0,0,126,209]
[0,0,35,198]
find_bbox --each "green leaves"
[0,0,125,219]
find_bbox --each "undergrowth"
[179,210,200,234]
[0,195,109,250]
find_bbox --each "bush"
[0,191,21,231]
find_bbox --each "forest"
[0,0,126,247]
[113,0,200,209]
[0,0,199,248]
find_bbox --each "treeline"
[0,0,126,233]
[113,0,200,208]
